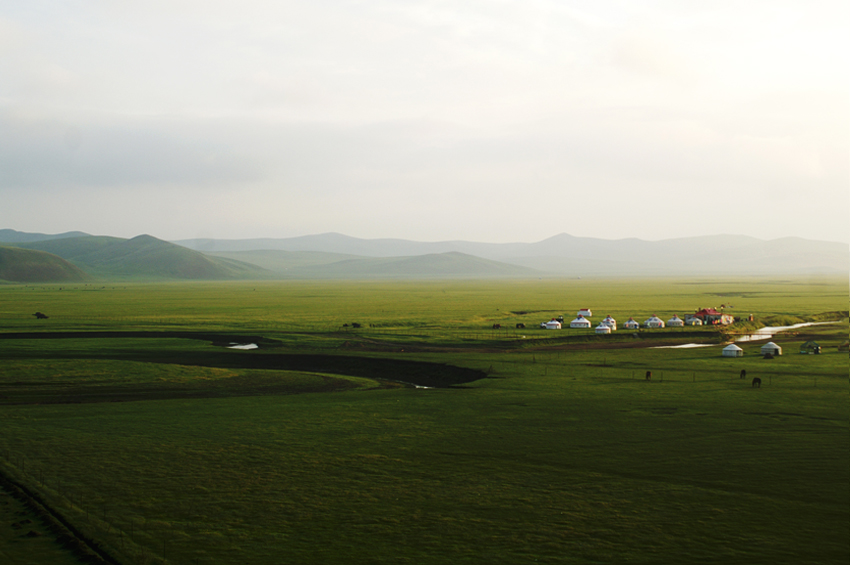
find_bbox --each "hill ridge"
[2,230,847,278]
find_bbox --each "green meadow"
[0,277,847,564]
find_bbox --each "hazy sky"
[1,1,848,243]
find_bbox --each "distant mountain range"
[177,232,849,277]
[0,229,846,282]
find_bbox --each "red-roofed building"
[687,308,734,325]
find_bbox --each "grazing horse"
[740,369,747,380]
[492,323,501,330]
[645,371,652,381]
[752,377,761,388]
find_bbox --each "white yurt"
[623,317,640,330]
[667,315,684,327]
[722,344,744,357]
[595,324,611,334]
[644,315,665,328]
[760,342,782,356]
[578,308,593,317]
[544,320,562,330]
[570,315,591,328]
[685,317,703,326]
[601,315,617,330]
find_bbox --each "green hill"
[0,246,89,283]
[18,235,271,281]
[16,235,125,259]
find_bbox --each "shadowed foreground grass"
[0,278,846,564]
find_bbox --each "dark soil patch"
[0,331,487,404]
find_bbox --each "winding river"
[652,321,838,349]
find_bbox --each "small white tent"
[760,342,782,356]
[570,315,591,328]
[722,344,744,357]
[577,308,592,317]
[644,315,665,328]
[623,318,640,330]
[601,315,617,330]
[545,320,562,330]
[667,315,684,327]
[685,317,703,326]
[595,324,611,334]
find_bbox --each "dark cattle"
[351,323,361,329]
[516,323,525,329]
[752,377,761,388]
[342,324,349,328]
[740,369,747,379]
[33,312,48,319]
[645,371,652,381]
[492,324,501,330]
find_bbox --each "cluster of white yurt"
[722,344,744,357]
[570,314,591,328]
[623,317,640,330]
[644,315,665,328]
[667,315,684,327]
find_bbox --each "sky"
[1,0,848,244]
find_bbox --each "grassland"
[0,277,847,564]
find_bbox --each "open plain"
[0,277,847,564]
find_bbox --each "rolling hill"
[11,235,271,281]
[3,229,847,279]
[0,246,89,283]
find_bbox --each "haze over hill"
[206,249,536,279]
[178,232,849,277]
[1,229,846,281]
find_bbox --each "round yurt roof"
[762,341,780,349]
[723,344,743,351]
[570,317,591,325]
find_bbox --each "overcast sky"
[1,1,848,244]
